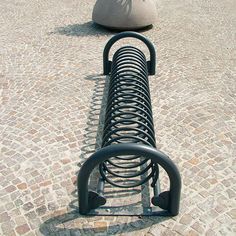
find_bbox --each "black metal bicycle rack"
[78,32,181,216]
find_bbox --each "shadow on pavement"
[39,74,170,235]
[39,209,169,235]
[49,21,112,37]
[49,21,154,37]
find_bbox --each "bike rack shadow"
[39,73,170,235]
[79,74,109,191]
[39,209,169,235]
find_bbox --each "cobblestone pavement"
[1,0,236,235]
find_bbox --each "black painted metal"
[103,31,156,75]
[78,32,181,216]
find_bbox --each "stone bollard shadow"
[49,21,112,37]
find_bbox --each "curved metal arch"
[103,32,156,75]
[78,143,181,216]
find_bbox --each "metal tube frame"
[78,32,181,216]
[78,144,181,216]
[103,31,156,75]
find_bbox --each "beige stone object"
[92,0,157,30]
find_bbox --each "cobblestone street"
[0,0,236,235]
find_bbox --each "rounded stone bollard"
[92,0,157,30]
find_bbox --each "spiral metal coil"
[100,45,159,189]
[78,32,181,216]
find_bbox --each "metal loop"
[103,32,156,75]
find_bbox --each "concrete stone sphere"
[92,0,157,30]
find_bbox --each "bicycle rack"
[78,32,181,216]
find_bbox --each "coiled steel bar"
[100,45,159,189]
[78,32,181,216]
